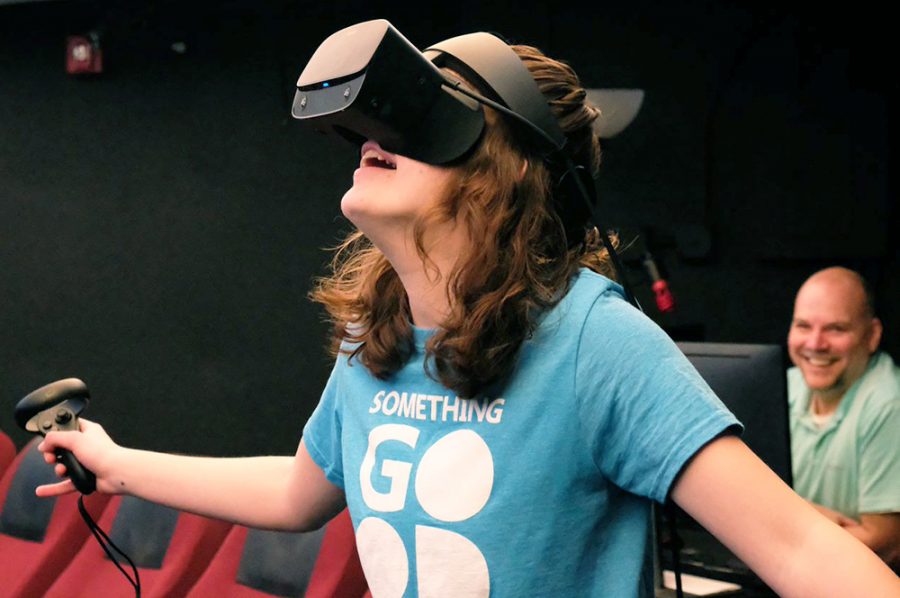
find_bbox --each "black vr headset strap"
[426,32,567,154]
[427,37,587,239]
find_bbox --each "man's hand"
[670,436,900,596]
[809,501,858,527]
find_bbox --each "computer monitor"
[656,342,791,592]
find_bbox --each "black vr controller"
[14,378,97,494]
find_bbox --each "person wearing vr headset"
[34,20,899,597]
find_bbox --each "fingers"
[38,430,80,454]
[78,418,99,432]
[35,478,75,498]
[38,456,72,479]
[33,418,111,499]
[836,515,859,528]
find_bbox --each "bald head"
[788,267,882,400]
[797,267,875,320]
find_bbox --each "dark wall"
[1,1,896,455]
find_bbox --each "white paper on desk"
[663,570,743,596]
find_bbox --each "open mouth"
[802,354,837,367]
[360,143,397,170]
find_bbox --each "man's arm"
[671,435,900,597]
[808,501,857,527]
[808,501,900,568]
[843,512,900,569]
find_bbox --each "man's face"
[787,274,881,397]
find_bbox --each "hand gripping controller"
[15,378,97,494]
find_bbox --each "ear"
[867,317,883,353]
[517,159,529,181]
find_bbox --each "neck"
[810,390,844,416]
[374,222,468,330]
[393,261,453,329]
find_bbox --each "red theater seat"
[186,508,368,597]
[0,429,15,478]
[0,438,112,598]
[44,495,232,598]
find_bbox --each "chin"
[802,371,845,393]
[340,189,368,221]
[807,380,840,392]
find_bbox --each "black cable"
[664,503,685,598]
[77,496,141,598]
[562,154,641,309]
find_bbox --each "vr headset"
[291,19,598,248]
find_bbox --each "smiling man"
[787,266,900,569]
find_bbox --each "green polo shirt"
[788,351,900,519]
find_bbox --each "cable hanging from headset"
[77,496,141,598]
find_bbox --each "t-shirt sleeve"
[302,357,346,489]
[575,290,742,503]
[857,397,900,514]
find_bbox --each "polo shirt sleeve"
[575,290,742,503]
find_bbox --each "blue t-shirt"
[304,269,740,597]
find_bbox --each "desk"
[656,570,778,598]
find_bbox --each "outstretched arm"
[671,435,900,597]
[36,419,345,532]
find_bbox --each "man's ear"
[868,317,883,353]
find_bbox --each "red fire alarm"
[66,33,103,75]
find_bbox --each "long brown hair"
[312,44,614,398]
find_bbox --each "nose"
[806,328,829,351]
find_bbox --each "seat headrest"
[0,442,58,542]
[237,525,327,595]
[108,496,180,569]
